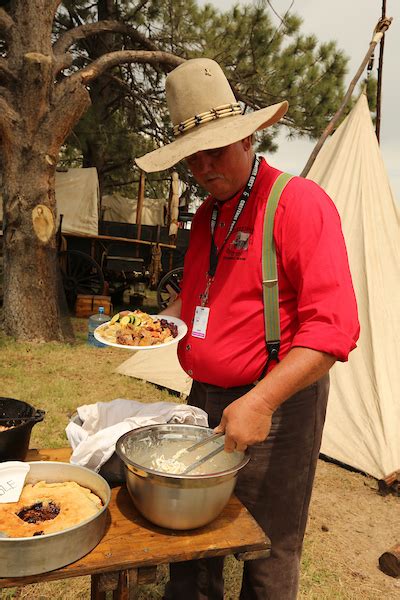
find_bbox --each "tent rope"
[301,16,393,178]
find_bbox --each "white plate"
[93,315,188,350]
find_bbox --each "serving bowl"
[116,424,249,530]
[0,461,110,577]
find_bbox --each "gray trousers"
[165,375,329,600]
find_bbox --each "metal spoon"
[182,444,225,475]
[170,432,225,463]
[184,431,225,453]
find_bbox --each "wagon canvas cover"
[0,168,100,236]
[55,168,99,236]
[101,194,166,226]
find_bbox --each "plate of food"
[94,310,187,350]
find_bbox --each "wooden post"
[136,170,145,257]
[375,0,387,143]
[379,543,400,577]
[167,176,173,229]
[301,17,392,178]
[136,170,145,239]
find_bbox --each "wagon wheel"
[59,250,105,308]
[156,267,184,310]
[0,255,3,304]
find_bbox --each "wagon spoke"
[156,267,184,310]
[58,250,105,309]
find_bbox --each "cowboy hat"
[135,58,288,173]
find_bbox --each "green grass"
[0,319,176,449]
[1,321,398,599]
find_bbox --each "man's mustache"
[204,174,224,182]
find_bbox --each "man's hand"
[214,390,273,452]
[214,348,336,452]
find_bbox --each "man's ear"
[242,135,253,151]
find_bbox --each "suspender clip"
[262,278,278,288]
[266,341,280,364]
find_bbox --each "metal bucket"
[0,461,111,577]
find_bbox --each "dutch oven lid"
[0,397,45,428]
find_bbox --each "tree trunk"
[2,147,71,341]
[0,1,90,341]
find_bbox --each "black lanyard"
[208,155,260,277]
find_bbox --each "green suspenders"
[262,173,293,369]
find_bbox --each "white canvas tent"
[102,194,166,226]
[1,167,99,236]
[116,345,192,396]
[307,93,400,480]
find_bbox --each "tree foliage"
[54,0,351,198]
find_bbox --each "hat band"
[173,102,242,137]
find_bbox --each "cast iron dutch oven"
[0,397,45,462]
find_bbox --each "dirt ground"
[299,458,400,599]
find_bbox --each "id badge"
[192,306,210,339]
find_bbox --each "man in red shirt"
[136,59,359,600]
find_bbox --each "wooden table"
[0,448,271,599]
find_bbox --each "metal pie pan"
[0,461,111,578]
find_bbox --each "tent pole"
[136,170,145,235]
[300,16,392,178]
[135,170,145,257]
[375,0,387,143]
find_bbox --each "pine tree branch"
[0,57,17,83]
[132,0,151,18]
[53,52,74,77]
[53,19,159,55]
[101,158,132,175]
[76,50,184,85]
[0,6,15,38]
[44,78,91,153]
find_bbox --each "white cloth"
[65,399,208,472]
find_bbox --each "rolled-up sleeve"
[278,178,360,361]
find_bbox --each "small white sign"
[0,462,30,503]
[192,306,210,339]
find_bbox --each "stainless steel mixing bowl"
[116,424,250,530]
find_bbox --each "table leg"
[91,571,126,599]
[113,569,130,600]
[127,569,138,600]
[91,573,107,600]
[90,566,155,600]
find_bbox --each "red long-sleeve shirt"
[178,158,359,387]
